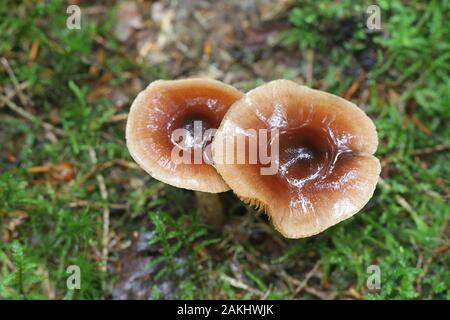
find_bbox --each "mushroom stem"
[195,191,225,226]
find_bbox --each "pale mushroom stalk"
[195,191,225,226]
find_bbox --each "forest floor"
[0,0,448,299]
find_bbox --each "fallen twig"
[306,49,314,86]
[304,285,336,300]
[220,274,265,298]
[0,82,30,107]
[411,144,450,156]
[292,261,321,297]
[68,199,127,210]
[88,147,110,274]
[381,143,449,169]
[0,94,65,136]
[378,178,414,212]
[78,159,139,186]
[1,57,30,106]
[343,72,366,100]
[106,112,128,123]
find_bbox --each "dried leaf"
[28,41,40,66]
[50,161,76,182]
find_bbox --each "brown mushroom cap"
[126,78,243,193]
[212,79,381,238]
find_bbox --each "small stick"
[411,144,450,156]
[78,159,139,186]
[0,82,30,107]
[344,72,366,100]
[1,57,30,107]
[220,274,264,298]
[292,261,321,297]
[88,147,110,274]
[106,113,128,123]
[0,94,65,136]
[378,178,413,212]
[68,199,127,210]
[306,49,314,86]
[304,285,336,300]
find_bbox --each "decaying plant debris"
[0,0,448,300]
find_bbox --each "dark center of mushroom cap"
[156,86,238,167]
[268,124,355,199]
[180,112,216,137]
[278,126,334,182]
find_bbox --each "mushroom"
[212,79,381,238]
[126,78,243,224]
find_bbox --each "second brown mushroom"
[212,80,381,238]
